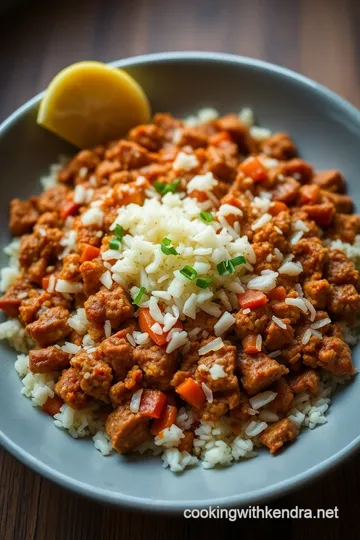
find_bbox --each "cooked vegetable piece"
[175,378,206,409]
[139,389,167,418]
[150,404,177,435]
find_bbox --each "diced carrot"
[139,389,167,419]
[189,190,208,203]
[267,286,286,302]
[242,334,260,354]
[178,430,195,452]
[175,378,205,409]
[237,290,268,310]
[150,405,178,435]
[209,131,231,146]
[138,308,182,346]
[220,193,242,209]
[80,244,100,263]
[121,186,145,206]
[60,201,80,220]
[240,157,268,182]
[42,276,50,290]
[41,395,64,416]
[268,201,288,216]
[298,184,321,206]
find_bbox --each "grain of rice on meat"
[0,107,359,472]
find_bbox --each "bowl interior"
[0,53,359,511]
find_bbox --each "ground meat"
[328,284,360,315]
[259,418,297,454]
[95,326,135,380]
[58,253,81,281]
[36,211,63,229]
[194,342,238,393]
[0,277,32,317]
[105,140,151,170]
[304,336,354,376]
[302,279,330,310]
[230,393,253,422]
[176,127,208,149]
[198,389,240,422]
[18,290,69,325]
[106,403,150,454]
[108,367,143,407]
[74,221,103,252]
[234,306,270,340]
[281,158,313,183]
[264,318,294,351]
[292,237,328,278]
[19,227,63,284]
[206,145,238,182]
[270,378,294,414]
[80,257,105,297]
[311,170,344,193]
[271,176,300,204]
[128,124,165,151]
[281,342,302,365]
[84,285,133,340]
[235,306,270,339]
[301,203,335,227]
[133,344,178,390]
[215,115,254,154]
[109,170,137,186]
[271,298,302,324]
[260,133,296,160]
[25,306,71,347]
[58,150,101,184]
[288,369,320,394]
[54,367,89,409]
[252,222,289,252]
[237,352,289,395]
[71,351,113,401]
[36,185,69,213]
[325,249,359,286]
[321,191,353,213]
[184,312,219,336]
[9,198,39,236]
[29,346,70,373]
[328,213,360,244]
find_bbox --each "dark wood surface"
[1,0,360,537]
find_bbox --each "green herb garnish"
[217,256,246,276]
[231,255,246,267]
[200,211,214,223]
[115,224,124,241]
[109,238,120,250]
[180,265,198,281]
[161,237,178,256]
[196,277,213,289]
[154,178,180,196]
[133,286,146,306]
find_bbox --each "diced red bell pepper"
[60,201,80,220]
[175,378,205,409]
[240,157,268,182]
[138,308,182,346]
[139,389,167,419]
[237,290,268,310]
[150,405,178,435]
[268,201,288,216]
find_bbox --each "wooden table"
[1,0,360,537]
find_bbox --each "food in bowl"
[0,106,359,473]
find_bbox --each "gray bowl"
[0,52,359,512]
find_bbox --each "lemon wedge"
[37,61,151,148]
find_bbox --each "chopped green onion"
[115,224,124,241]
[200,211,214,223]
[109,238,120,250]
[196,277,213,289]
[217,256,247,276]
[133,286,146,306]
[180,265,198,281]
[231,255,246,267]
[161,237,178,256]
[154,178,180,196]
[217,260,235,276]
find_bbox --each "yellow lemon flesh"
[37,61,151,148]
